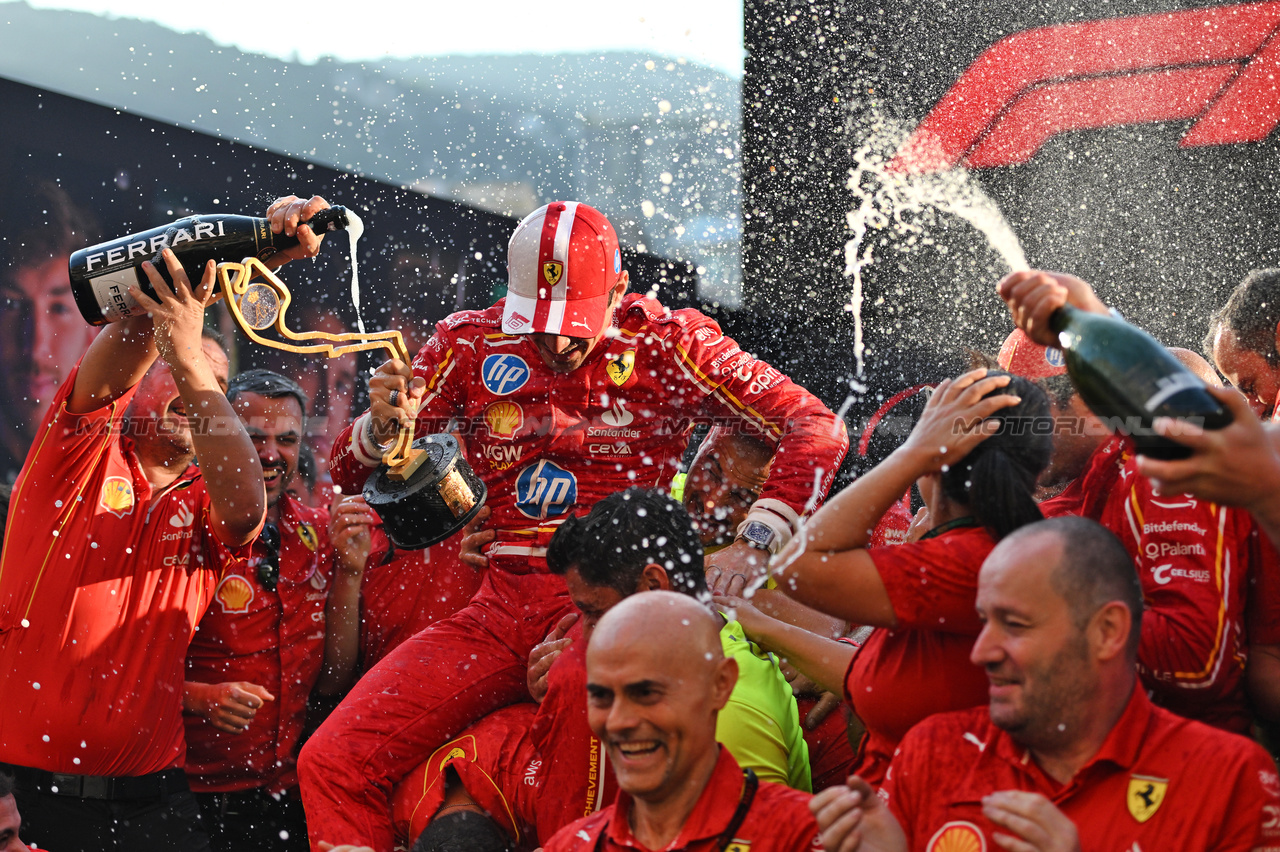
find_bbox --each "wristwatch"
[737,520,777,553]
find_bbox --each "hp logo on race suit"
[515,461,577,519]
[482,354,531,396]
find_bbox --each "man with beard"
[183,370,364,851]
[545,591,823,852]
[810,517,1279,851]
[0,250,265,851]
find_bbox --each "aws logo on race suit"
[482,354,531,396]
[514,460,577,520]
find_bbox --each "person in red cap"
[1000,270,1278,735]
[809,516,1280,851]
[263,195,849,852]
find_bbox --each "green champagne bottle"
[1049,305,1231,459]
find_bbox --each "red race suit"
[845,524,996,787]
[301,294,848,850]
[0,364,245,777]
[1044,436,1271,733]
[357,529,477,673]
[881,687,1280,851]
[543,748,824,852]
[184,494,333,794]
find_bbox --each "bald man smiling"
[544,592,825,852]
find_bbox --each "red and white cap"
[502,201,623,337]
[997,328,1067,379]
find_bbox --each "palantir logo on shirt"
[482,354,531,396]
[514,461,577,519]
[926,822,985,852]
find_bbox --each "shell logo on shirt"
[215,574,255,614]
[926,822,985,852]
[485,402,524,439]
[482,354,531,396]
[1127,775,1168,823]
[514,461,577,520]
[99,476,135,518]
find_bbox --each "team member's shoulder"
[415,304,507,363]
[544,809,612,851]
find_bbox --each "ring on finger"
[389,388,400,407]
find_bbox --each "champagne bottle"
[1049,305,1231,459]
[69,206,354,326]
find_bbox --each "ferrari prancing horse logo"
[542,261,563,287]
[1127,775,1168,823]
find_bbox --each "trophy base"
[363,434,488,550]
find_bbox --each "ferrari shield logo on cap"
[1127,775,1168,823]
[99,476,135,518]
[606,350,635,386]
[542,260,564,287]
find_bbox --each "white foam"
[344,208,366,335]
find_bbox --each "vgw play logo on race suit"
[514,460,577,519]
[482,354,531,396]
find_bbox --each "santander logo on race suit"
[890,2,1280,173]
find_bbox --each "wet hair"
[1017,516,1143,657]
[296,442,317,494]
[1204,268,1280,365]
[227,369,309,426]
[940,371,1052,541]
[201,326,231,359]
[1037,373,1077,410]
[0,770,12,799]
[412,810,511,852]
[546,487,706,598]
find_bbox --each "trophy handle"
[217,258,420,474]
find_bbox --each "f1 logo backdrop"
[891,2,1280,172]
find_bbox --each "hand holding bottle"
[997,270,1109,346]
[264,194,331,268]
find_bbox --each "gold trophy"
[216,256,487,549]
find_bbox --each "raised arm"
[136,251,264,545]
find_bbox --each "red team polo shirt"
[0,365,243,777]
[846,525,996,787]
[1044,435,1272,733]
[881,687,1280,851]
[184,494,333,793]
[544,748,823,852]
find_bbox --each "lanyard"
[919,515,979,540]
[594,768,758,852]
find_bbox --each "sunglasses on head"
[256,522,281,593]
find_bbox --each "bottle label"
[80,220,228,273]
[88,268,145,323]
[1143,373,1202,412]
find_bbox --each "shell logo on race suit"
[514,460,577,520]
[485,401,524,439]
[482,354,531,396]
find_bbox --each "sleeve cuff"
[739,499,802,553]
[351,412,384,468]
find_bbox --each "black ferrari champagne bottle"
[69,206,354,326]
[1049,305,1232,459]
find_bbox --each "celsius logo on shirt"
[482,354,531,396]
[514,460,577,519]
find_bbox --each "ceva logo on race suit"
[515,460,577,520]
[890,3,1280,173]
[482,354,531,396]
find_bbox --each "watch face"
[743,521,774,547]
